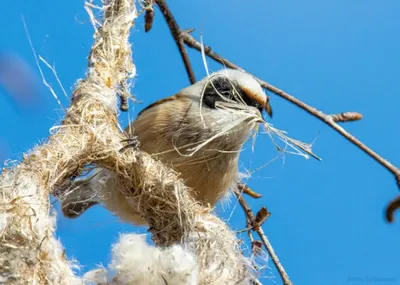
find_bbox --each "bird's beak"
[265,102,273,118]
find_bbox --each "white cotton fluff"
[84,234,199,285]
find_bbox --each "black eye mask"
[202,76,264,113]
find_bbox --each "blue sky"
[1,0,400,284]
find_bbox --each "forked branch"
[234,189,293,285]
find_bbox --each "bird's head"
[184,69,272,119]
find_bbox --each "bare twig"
[238,182,263,199]
[330,112,363,123]
[234,189,293,285]
[154,0,196,84]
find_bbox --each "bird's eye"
[202,77,236,108]
[202,76,266,114]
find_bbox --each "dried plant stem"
[239,182,263,199]
[155,0,196,84]
[234,190,293,285]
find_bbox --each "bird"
[60,69,272,225]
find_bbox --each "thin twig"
[234,189,293,285]
[155,0,196,84]
[330,112,363,123]
[238,182,263,199]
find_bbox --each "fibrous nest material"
[0,0,256,284]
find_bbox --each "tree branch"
[234,189,293,285]
[330,112,363,123]
[155,0,196,84]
